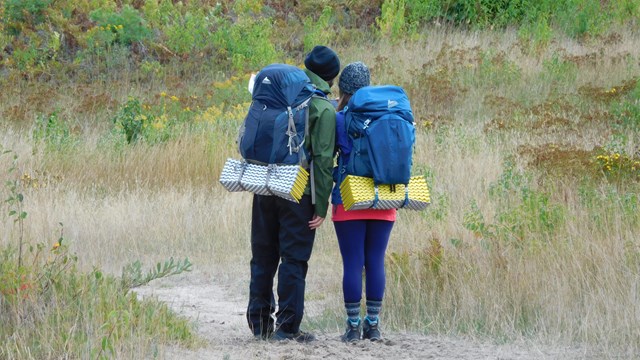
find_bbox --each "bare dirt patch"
[135,273,596,360]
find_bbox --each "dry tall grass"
[2,27,640,356]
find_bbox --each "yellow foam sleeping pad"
[340,175,431,211]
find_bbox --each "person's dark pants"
[247,194,316,336]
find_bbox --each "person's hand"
[308,215,325,230]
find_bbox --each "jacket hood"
[304,69,332,95]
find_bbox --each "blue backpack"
[238,64,319,166]
[344,85,415,185]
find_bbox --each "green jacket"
[304,69,336,218]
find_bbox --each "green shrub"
[164,11,212,55]
[303,6,333,53]
[212,4,278,72]
[463,163,565,249]
[495,188,565,245]
[32,111,78,151]
[113,98,146,144]
[517,15,554,54]
[403,0,637,38]
[141,0,177,26]
[406,0,441,29]
[611,80,640,130]
[611,0,640,24]
[377,0,406,40]
[2,27,59,72]
[90,5,151,46]
[85,23,119,52]
[112,97,176,144]
[4,0,51,33]
[555,0,608,38]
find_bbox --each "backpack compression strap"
[372,184,411,209]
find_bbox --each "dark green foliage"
[4,0,52,33]
[0,0,639,77]
[90,5,151,45]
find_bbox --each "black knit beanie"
[304,45,340,82]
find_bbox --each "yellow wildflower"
[52,242,60,250]
[170,95,179,101]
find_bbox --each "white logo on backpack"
[262,77,271,84]
[388,99,398,108]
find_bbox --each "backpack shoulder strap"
[313,88,328,98]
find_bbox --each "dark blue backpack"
[344,85,415,185]
[238,64,317,166]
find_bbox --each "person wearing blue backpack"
[244,45,340,343]
[332,61,416,343]
[332,61,396,343]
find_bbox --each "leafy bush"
[89,5,150,46]
[464,162,566,247]
[303,6,333,53]
[212,5,278,72]
[2,0,639,77]
[517,15,554,54]
[555,0,608,38]
[403,0,638,38]
[32,111,78,151]
[377,0,407,40]
[112,98,146,143]
[611,80,640,130]
[4,0,51,34]
[406,0,441,28]
[164,11,212,56]
[112,97,175,144]
[595,151,640,180]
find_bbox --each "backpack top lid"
[251,64,315,108]
[347,85,413,119]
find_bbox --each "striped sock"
[365,300,382,324]
[345,302,361,325]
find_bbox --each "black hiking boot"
[341,319,361,343]
[362,317,381,341]
[273,329,316,343]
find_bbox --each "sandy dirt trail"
[134,274,596,360]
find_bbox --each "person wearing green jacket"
[247,45,339,343]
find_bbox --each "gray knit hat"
[338,62,370,95]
